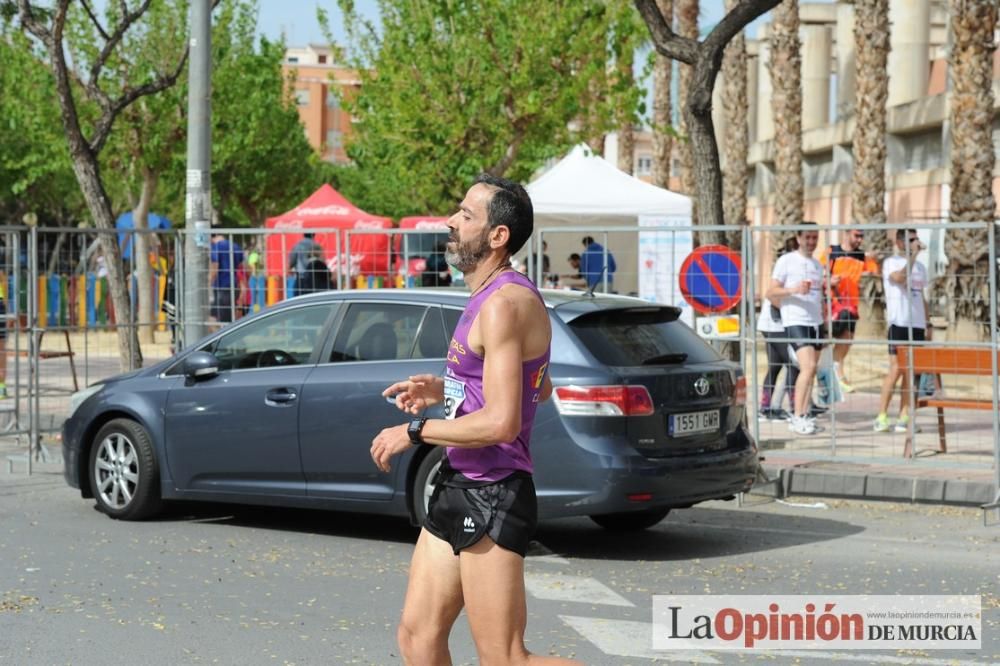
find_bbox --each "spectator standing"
[560,253,586,289]
[296,256,334,294]
[421,241,453,287]
[288,232,324,281]
[766,223,840,435]
[580,236,616,292]
[209,232,244,326]
[874,229,929,434]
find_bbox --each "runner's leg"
[461,536,582,665]
[793,345,818,418]
[398,528,465,665]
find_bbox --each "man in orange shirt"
[826,228,878,391]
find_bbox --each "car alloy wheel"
[89,418,162,520]
[94,432,139,510]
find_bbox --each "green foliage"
[333,0,647,217]
[1,1,324,229]
[0,29,83,224]
[208,4,325,226]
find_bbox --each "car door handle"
[265,388,298,406]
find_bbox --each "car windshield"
[568,307,722,366]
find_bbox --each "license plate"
[669,409,720,436]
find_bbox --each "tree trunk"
[721,0,749,250]
[650,0,673,189]
[852,0,892,251]
[133,170,158,346]
[677,0,699,223]
[944,0,997,333]
[45,35,141,370]
[616,43,636,175]
[46,232,66,274]
[852,0,892,313]
[768,0,803,229]
[585,76,607,155]
[617,124,635,174]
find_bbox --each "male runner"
[371,174,579,665]
[825,226,877,391]
[767,223,841,435]
[874,229,930,436]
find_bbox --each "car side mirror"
[183,351,220,385]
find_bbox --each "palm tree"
[851,0,892,262]
[944,0,997,332]
[676,0,699,222]
[721,0,749,249]
[767,0,803,229]
[650,0,673,189]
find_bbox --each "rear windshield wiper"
[641,352,688,365]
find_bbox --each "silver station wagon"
[63,289,758,531]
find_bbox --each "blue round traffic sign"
[678,245,742,314]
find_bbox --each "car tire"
[89,418,163,521]
[412,447,444,527]
[589,508,670,531]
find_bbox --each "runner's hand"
[370,424,412,473]
[383,374,444,414]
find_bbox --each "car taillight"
[734,376,747,406]
[554,385,655,417]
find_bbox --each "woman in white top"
[757,236,801,421]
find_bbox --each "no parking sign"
[678,245,742,314]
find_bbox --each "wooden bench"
[895,346,999,458]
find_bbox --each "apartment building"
[283,45,359,164]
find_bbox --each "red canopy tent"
[265,184,393,278]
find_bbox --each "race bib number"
[443,376,466,420]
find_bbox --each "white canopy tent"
[525,144,692,297]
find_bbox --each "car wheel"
[589,508,670,531]
[412,447,444,526]
[89,418,163,521]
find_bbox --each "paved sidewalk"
[750,388,998,508]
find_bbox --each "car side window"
[442,308,462,339]
[412,308,448,359]
[207,305,333,371]
[329,303,428,363]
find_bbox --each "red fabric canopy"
[398,216,449,230]
[265,185,393,277]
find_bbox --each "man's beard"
[445,227,491,273]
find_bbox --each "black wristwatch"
[407,417,428,445]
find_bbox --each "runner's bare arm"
[383,374,445,414]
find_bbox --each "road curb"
[754,459,996,507]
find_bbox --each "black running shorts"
[424,471,537,557]
[830,309,858,337]
[887,324,925,355]
[784,324,823,351]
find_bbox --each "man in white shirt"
[767,223,841,435]
[874,229,929,434]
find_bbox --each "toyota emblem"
[694,377,710,396]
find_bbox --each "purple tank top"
[443,270,550,482]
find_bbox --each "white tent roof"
[526,144,691,219]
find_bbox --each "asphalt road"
[1,467,997,665]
